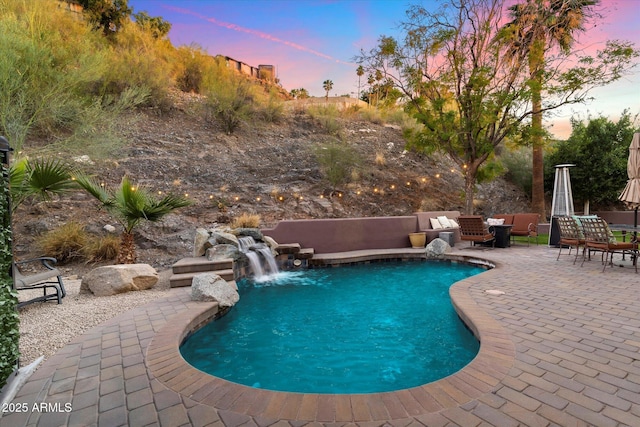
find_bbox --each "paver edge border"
[145,253,516,421]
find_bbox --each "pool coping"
[145,251,515,421]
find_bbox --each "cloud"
[164,5,354,65]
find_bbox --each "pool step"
[170,257,235,288]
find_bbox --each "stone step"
[298,248,315,259]
[275,243,301,254]
[171,257,233,274]
[169,269,235,288]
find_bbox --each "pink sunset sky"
[129,0,639,140]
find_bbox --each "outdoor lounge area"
[4,241,640,426]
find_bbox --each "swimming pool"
[180,260,484,394]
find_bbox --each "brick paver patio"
[2,244,640,426]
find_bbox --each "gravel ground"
[16,270,174,367]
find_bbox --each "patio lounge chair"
[457,215,495,248]
[510,213,540,246]
[13,257,66,308]
[556,216,585,264]
[579,217,637,273]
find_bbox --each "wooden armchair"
[13,257,66,308]
[457,216,495,248]
[579,217,637,272]
[555,216,585,264]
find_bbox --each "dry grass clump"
[38,222,120,264]
[38,222,87,263]
[231,213,261,228]
[375,152,386,166]
[82,234,120,263]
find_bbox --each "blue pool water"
[180,261,483,394]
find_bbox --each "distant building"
[57,0,83,15]
[219,56,276,83]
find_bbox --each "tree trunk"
[463,167,477,215]
[530,38,547,221]
[117,231,137,264]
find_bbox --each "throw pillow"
[430,218,443,229]
[487,218,505,226]
[437,216,452,228]
[448,219,459,228]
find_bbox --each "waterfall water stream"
[238,236,279,279]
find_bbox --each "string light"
[184,193,189,197]
[435,173,441,178]
[390,184,396,190]
[406,181,411,186]
[234,196,240,201]
[256,197,261,202]
[421,177,427,183]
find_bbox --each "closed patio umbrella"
[619,133,640,227]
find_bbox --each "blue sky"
[128,0,639,139]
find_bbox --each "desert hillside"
[12,97,531,273]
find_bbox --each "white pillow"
[487,218,505,226]
[429,218,443,229]
[448,219,459,228]
[437,216,452,228]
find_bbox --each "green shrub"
[0,1,108,151]
[307,105,343,136]
[203,77,255,134]
[257,91,284,123]
[175,45,218,94]
[0,163,19,389]
[501,147,533,197]
[38,222,88,263]
[315,142,361,187]
[98,20,174,111]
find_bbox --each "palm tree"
[356,65,364,100]
[322,79,333,101]
[9,158,76,212]
[75,175,191,264]
[506,0,597,220]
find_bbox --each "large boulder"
[191,273,239,307]
[81,264,158,296]
[193,228,212,257]
[235,228,263,241]
[212,230,239,246]
[206,244,241,261]
[425,238,451,258]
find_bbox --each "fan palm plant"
[9,158,76,211]
[74,175,191,264]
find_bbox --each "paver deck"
[2,244,640,426]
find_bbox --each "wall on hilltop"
[285,97,368,111]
